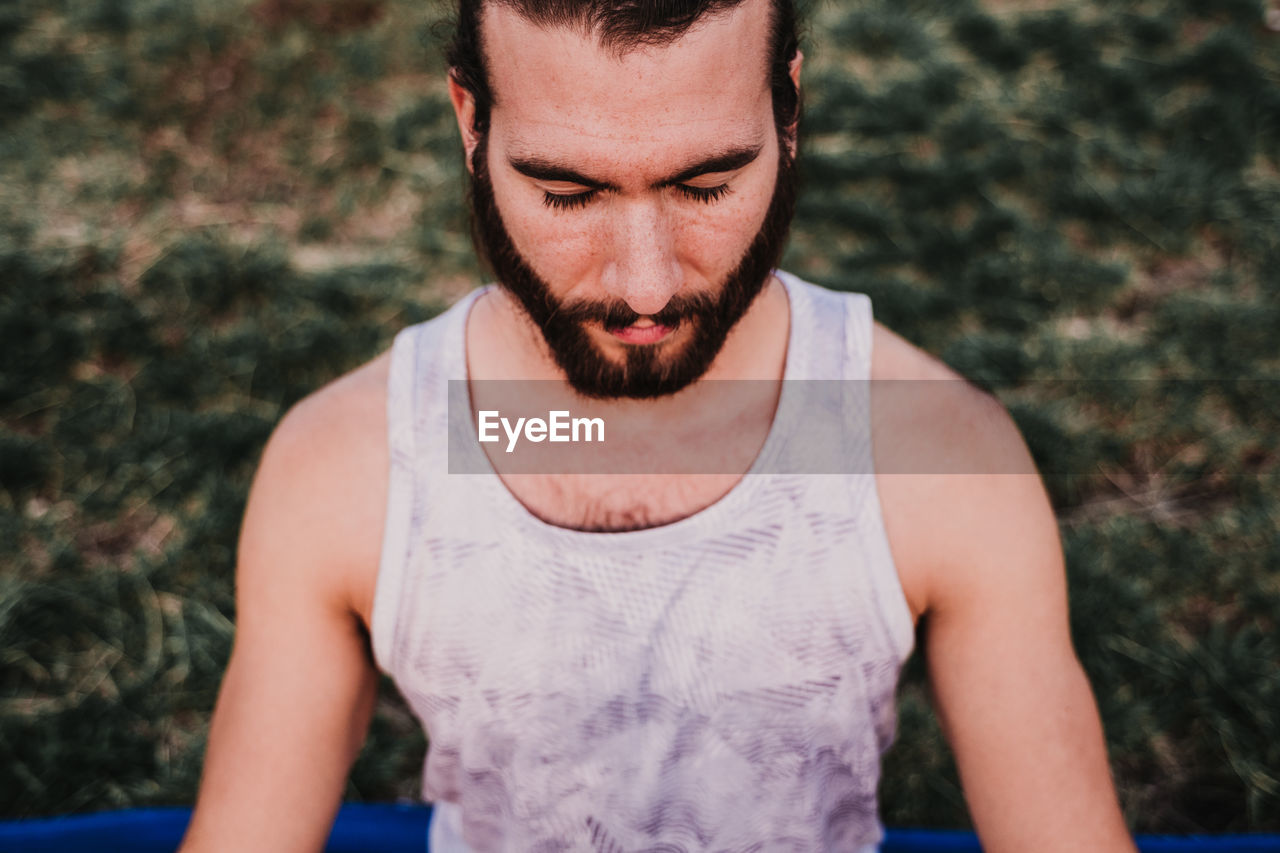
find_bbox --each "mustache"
[554,290,719,329]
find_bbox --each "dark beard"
[467,134,797,400]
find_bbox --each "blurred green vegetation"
[1,0,1278,835]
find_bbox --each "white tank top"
[371,271,915,852]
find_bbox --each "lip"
[608,323,674,344]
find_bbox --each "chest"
[493,472,747,532]
[398,475,915,841]
[485,470,926,632]
[410,481,908,721]
[406,502,906,848]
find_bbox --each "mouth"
[606,320,675,345]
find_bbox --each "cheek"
[489,166,604,279]
[665,159,778,284]
[671,185,773,278]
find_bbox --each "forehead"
[480,0,774,158]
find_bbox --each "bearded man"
[180,0,1138,850]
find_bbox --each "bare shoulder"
[869,323,1058,624]
[868,322,1021,457]
[244,350,392,628]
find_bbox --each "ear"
[785,50,804,159]
[448,72,481,174]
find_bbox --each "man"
[180,0,1138,850]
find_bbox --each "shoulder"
[869,322,1060,624]
[273,349,391,459]
[241,350,392,628]
[869,322,1019,461]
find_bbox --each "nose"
[601,198,682,317]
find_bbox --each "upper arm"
[873,354,1135,851]
[181,357,390,853]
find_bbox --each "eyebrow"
[507,142,766,192]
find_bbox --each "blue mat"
[0,805,428,853]
[1,806,1278,852]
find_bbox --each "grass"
[2,0,1278,834]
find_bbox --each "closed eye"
[541,183,732,211]
[675,183,731,204]
[542,189,598,210]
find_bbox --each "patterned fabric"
[371,272,915,852]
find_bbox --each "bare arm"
[885,388,1136,852]
[180,359,390,852]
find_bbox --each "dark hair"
[446,0,800,143]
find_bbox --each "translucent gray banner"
[446,379,1279,475]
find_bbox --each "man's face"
[455,0,797,399]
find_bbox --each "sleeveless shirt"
[371,271,916,852]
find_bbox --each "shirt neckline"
[450,271,810,550]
